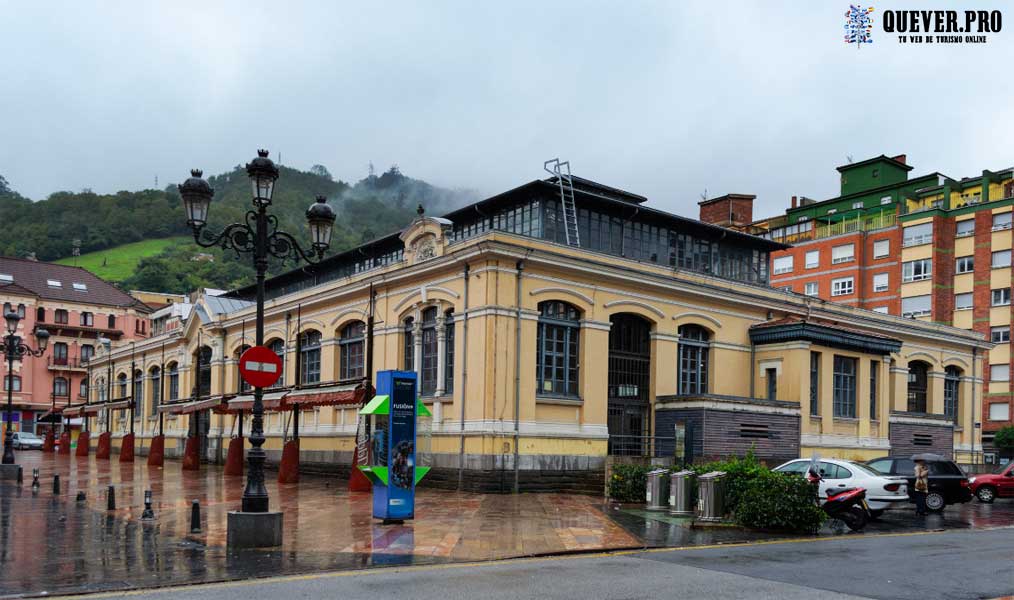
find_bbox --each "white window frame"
[872,273,889,293]
[831,277,854,297]
[990,364,1010,383]
[46,279,62,288]
[805,250,820,269]
[992,250,1012,269]
[873,239,889,259]
[902,259,932,283]
[992,288,1011,306]
[773,255,794,275]
[880,196,892,205]
[989,403,1010,421]
[901,295,932,318]
[954,293,973,311]
[872,306,889,314]
[804,282,819,296]
[990,326,1010,344]
[903,223,933,247]
[831,244,855,265]
[955,256,974,274]
[852,201,863,209]
[827,208,838,215]
[956,219,975,237]
[992,212,1013,232]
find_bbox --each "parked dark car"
[865,456,971,512]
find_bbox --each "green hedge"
[608,464,657,502]
[689,452,767,515]
[734,470,825,533]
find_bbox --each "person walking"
[913,458,930,516]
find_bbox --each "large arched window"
[403,317,415,371]
[537,301,581,397]
[907,361,929,413]
[299,330,322,385]
[117,373,128,398]
[133,369,143,418]
[444,309,455,394]
[196,346,213,396]
[944,366,961,419]
[339,321,366,381]
[236,345,252,392]
[678,325,710,395]
[420,307,439,395]
[268,339,285,386]
[167,362,179,401]
[149,366,161,416]
[80,377,89,399]
[53,377,69,398]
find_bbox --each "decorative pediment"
[399,205,453,265]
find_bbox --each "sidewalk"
[0,452,784,597]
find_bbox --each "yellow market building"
[81,175,989,491]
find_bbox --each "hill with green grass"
[55,237,189,282]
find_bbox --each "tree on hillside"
[310,165,333,181]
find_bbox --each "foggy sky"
[3,1,1013,221]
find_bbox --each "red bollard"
[58,431,72,455]
[42,431,55,453]
[224,436,244,476]
[147,435,164,467]
[277,439,300,484]
[95,432,111,459]
[181,436,200,470]
[119,433,135,463]
[75,431,90,456]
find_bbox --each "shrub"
[689,451,767,515]
[608,464,658,502]
[995,425,1014,456]
[734,470,825,533]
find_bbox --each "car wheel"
[925,492,946,512]
[976,486,996,504]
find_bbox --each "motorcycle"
[807,466,871,531]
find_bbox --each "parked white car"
[774,458,909,514]
[12,432,44,450]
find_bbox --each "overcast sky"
[3,1,1013,220]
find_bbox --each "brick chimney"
[698,194,756,230]
[892,154,907,165]
[791,195,798,209]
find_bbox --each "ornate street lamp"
[179,150,334,543]
[2,311,49,465]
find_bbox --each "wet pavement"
[1,453,1012,598]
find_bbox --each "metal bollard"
[31,468,40,492]
[107,485,116,511]
[53,475,60,495]
[190,499,201,534]
[16,466,22,485]
[141,490,155,521]
[76,491,86,503]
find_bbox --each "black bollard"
[190,499,201,534]
[141,490,155,521]
[31,468,39,492]
[52,474,60,495]
[76,491,86,503]
[107,485,116,511]
[16,466,22,485]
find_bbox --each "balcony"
[47,357,89,371]
[763,211,896,244]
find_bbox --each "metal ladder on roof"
[544,158,580,246]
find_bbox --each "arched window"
[107,314,116,329]
[268,339,285,386]
[236,345,252,392]
[196,346,212,396]
[3,375,21,392]
[944,366,961,419]
[444,309,455,394]
[96,377,106,402]
[80,377,88,399]
[53,377,69,397]
[537,301,581,397]
[907,361,929,413]
[36,307,45,322]
[420,307,439,395]
[80,344,94,364]
[403,317,415,372]
[339,321,366,381]
[149,366,161,415]
[117,373,128,398]
[167,362,179,401]
[678,325,710,395]
[133,370,143,418]
[299,330,322,385]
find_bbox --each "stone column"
[413,319,423,382]
[857,357,871,438]
[819,350,835,434]
[930,370,946,415]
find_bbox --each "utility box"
[645,469,670,511]
[697,470,727,522]
[669,470,696,516]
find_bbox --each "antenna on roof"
[71,239,81,266]
[700,188,708,202]
[846,155,854,164]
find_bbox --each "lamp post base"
[0,464,21,481]
[226,511,283,548]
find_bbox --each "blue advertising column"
[358,370,431,523]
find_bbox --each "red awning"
[218,391,287,413]
[282,383,365,408]
[158,396,223,415]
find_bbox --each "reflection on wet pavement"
[2,453,1012,598]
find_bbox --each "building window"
[132,370,143,418]
[902,295,932,317]
[810,352,819,416]
[150,367,161,415]
[117,373,127,398]
[908,361,929,412]
[831,244,855,264]
[537,301,581,397]
[902,259,932,282]
[827,208,837,215]
[831,277,854,297]
[773,256,793,275]
[80,378,88,399]
[339,321,366,381]
[990,364,1010,382]
[880,196,892,205]
[992,250,1012,269]
[444,309,455,394]
[766,368,777,400]
[197,346,212,396]
[870,360,878,418]
[956,219,975,237]
[36,307,45,322]
[955,293,974,311]
[299,330,322,385]
[420,308,439,395]
[873,273,889,293]
[80,312,93,326]
[678,324,710,396]
[832,356,857,418]
[903,223,933,247]
[872,168,879,178]
[236,345,252,392]
[403,317,415,372]
[989,403,1010,421]
[992,288,1011,306]
[992,212,1013,231]
[268,339,285,386]
[955,256,974,274]
[991,326,1010,344]
[53,342,68,366]
[872,306,889,314]
[804,282,819,296]
[873,239,889,259]
[168,363,179,401]
[107,314,116,329]
[53,377,69,397]
[54,309,68,324]
[805,250,819,269]
[944,366,960,419]
[852,201,863,209]
[3,375,21,392]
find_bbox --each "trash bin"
[669,470,696,516]
[645,469,670,511]
[697,470,726,522]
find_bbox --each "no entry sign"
[239,345,283,389]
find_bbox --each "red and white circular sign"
[238,345,283,389]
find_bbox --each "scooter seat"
[830,487,859,496]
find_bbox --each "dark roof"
[0,256,149,310]
[750,316,901,355]
[836,154,914,173]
